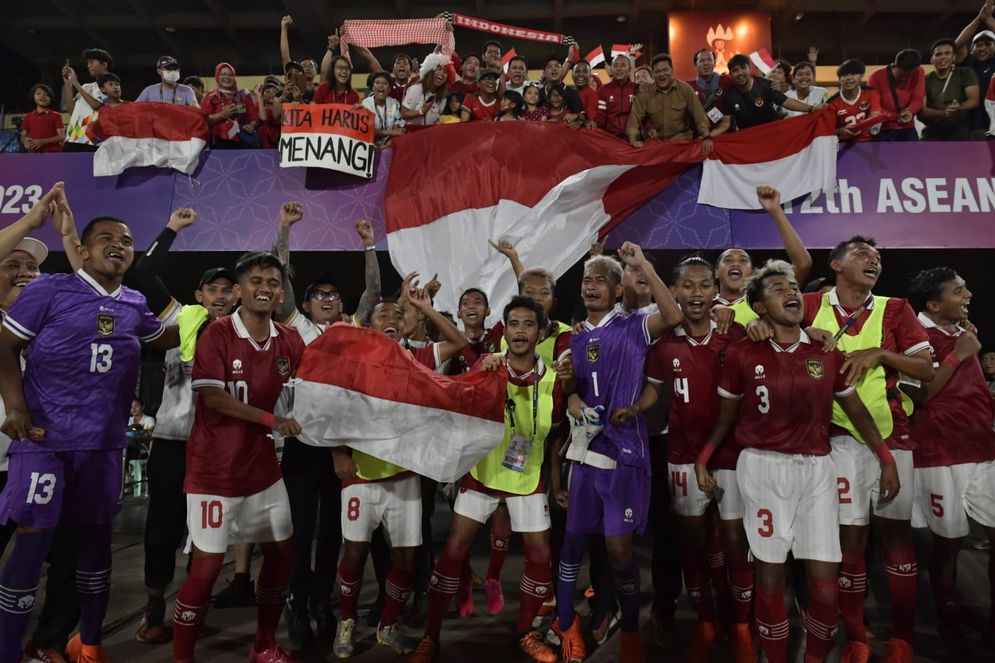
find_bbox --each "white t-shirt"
[151,302,197,441]
[129,415,156,431]
[785,86,828,117]
[64,81,107,145]
[402,85,446,125]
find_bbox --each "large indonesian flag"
[291,324,508,482]
[87,103,209,177]
[385,112,837,315]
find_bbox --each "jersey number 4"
[673,377,690,403]
[89,343,113,373]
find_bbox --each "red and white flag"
[610,43,631,59]
[584,45,606,69]
[291,324,508,482]
[502,48,518,74]
[385,115,837,317]
[985,76,995,135]
[86,103,208,177]
[749,48,778,75]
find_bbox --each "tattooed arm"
[352,220,381,326]
[272,202,303,322]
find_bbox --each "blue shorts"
[565,463,650,537]
[0,449,124,528]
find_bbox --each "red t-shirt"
[200,89,261,144]
[577,86,599,122]
[827,87,882,141]
[313,84,360,106]
[719,336,853,456]
[802,290,931,450]
[390,76,418,103]
[21,110,64,153]
[186,314,305,497]
[596,80,637,137]
[450,80,479,96]
[912,319,995,467]
[461,94,499,121]
[448,326,505,375]
[687,74,734,126]
[866,66,925,131]
[646,323,746,468]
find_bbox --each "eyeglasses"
[311,290,341,301]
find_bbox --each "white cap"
[9,238,48,266]
[974,30,995,44]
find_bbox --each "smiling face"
[234,266,283,316]
[370,302,406,342]
[673,264,717,324]
[479,75,498,96]
[931,44,955,73]
[716,248,752,296]
[33,87,51,108]
[458,291,489,333]
[610,55,631,83]
[573,62,591,88]
[302,59,317,79]
[80,220,135,283]
[520,274,555,317]
[652,59,673,88]
[217,67,235,88]
[333,58,351,86]
[195,278,236,319]
[0,250,40,310]
[504,307,541,359]
[304,284,342,325]
[930,275,972,324]
[730,63,751,87]
[840,71,862,94]
[509,60,527,86]
[581,263,622,314]
[754,274,803,326]
[432,66,447,88]
[522,85,540,106]
[633,67,652,85]
[372,76,389,100]
[462,55,480,81]
[833,241,882,290]
[793,65,813,91]
[483,44,502,68]
[973,37,995,62]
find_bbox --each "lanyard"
[159,84,178,104]
[505,365,540,439]
[833,294,875,341]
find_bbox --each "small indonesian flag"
[291,325,508,482]
[749,48,777,75]
[502,48,518,74]
[86,103,208,177]
[610,43,631,59]
[584,45,606,69]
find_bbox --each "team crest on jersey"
[96,314,114,337]
[586,342,600,363]
[483,340,497,353]
[859,101,869,111]
[276,356,291,377]
[806,359,824,380]
[754,97,764,107]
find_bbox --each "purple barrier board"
[2,142,993,251]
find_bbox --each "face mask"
[161,70,180,84]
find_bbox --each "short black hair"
[828,235,877,268]
[462,54,481,65]
[327,56,353,89]
[369,70,392,87]
[502,295,547,330]
[508,55,529,68]
[909,267,959,313]
[651,53,673,68]
[459,287,489,308]
[483,40,502,53]
[80,216,127,244]
[728,54,751,71]
[82,48,113,69]
[183,75,204,89]
[792,60,815,77]
[693,49,715,65]
[97,73,120,88]
[285,60,304,74]
[502,89,524,113]
[930,38,958,56]
[29,83,55,104]
[234,251,286,282]
[895,48,922,72]
[672,255,714,282]
[773,59,792,77]
[393,53,412,66]
[837,59,866,77]
[132,396,144,407]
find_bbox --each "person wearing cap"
[955,1,995,138]
[60,48,113,152]
[403,54,451,125]
[134,55,200,108]
[128,207,241,644]
[460,68,501,122]
[280,15,320,102]
[282,60,311,103]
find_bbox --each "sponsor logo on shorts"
[276,356,291,377]
[754,364,765,378]
[96,314,114,337]
[741,589,752,600]
[806,359,824,380]
[586,342,600,364]
[624,507,633,523]
[232,358,243,374]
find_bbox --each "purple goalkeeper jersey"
[2,270,164,452]
[570,309,653,467]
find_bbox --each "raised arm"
[407,287,467,361]
[618,241,683,338]
[956,1,995,58]
[280,15,293,66]
[272,202,303,323]
[352,45,383,74]
[489,239,525,279]
[756,186,812,284]
[61,65,76,116]
[64,68,102,111]
[132,209,197,317]
[51,187,82,271]
[352,220,381,326]
[0,183,61,259]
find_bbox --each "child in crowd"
[520,83,548,121]
[20,84,64,153]
[97,73,125,106]
[544,86,572,124]
[438,92,464,124]
[497,90,523,121]
[256,79,283,149]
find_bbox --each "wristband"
[364,245,376,252]
[695,440,719,467]
[942,353,963,369]
[259,411,276,429]
[873,442,896,467]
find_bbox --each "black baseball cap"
[156,55,180,70]
[198,267,236,289]
[478,69,501,81]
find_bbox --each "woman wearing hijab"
[201,62,261,149]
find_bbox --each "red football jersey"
[803,290,930,450]
[646,323,746,467]
[912,318,995,467]
[718,335,854,456]
[461,94,499,121]
[448,325,505,375]
[827,87,882,141]
[186,313,305,497]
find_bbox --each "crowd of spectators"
[14,3,995,154]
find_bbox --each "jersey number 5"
[89,343,113,374]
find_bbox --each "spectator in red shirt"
[20,84,64,153]
[313,55,361,106]
[255,80,283,149]
[687,49,733,128]
[867,48,925,141]
[597,54,637,138]
[571,60,599,128]
[827,59,882,142]
[460,69,500,121]
[201,62,261,149]
[451,55,480,96]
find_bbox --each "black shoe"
[285,601,316,651]
[312,599,335,644]
[212,574,255,608]
[406,591,427,629]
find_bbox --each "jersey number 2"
[89,343,113,373]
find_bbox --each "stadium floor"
[11,493,995,662]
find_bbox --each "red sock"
[804,577,839,660]
[255,544,292,650]
[754,586,789,663]
[707,523,731,623]
[727,547,754,624]
[883,546,917,642]
[839,549,867,643]
[426,540,469,640]
[487,519,512,581]
[682,552,715,622]
[517,543,552,633]
[173,554,224,661]
[380,566,414,627]
[338,558,363,621]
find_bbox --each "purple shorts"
[0,449,124,528]
[565,462,650,537]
